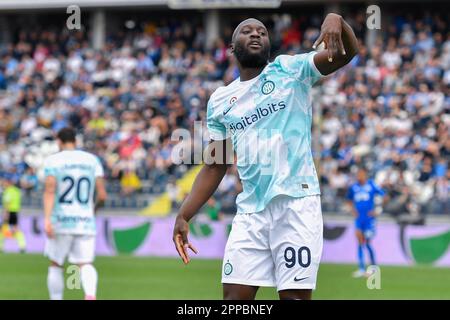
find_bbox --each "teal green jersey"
[207,51,324,214]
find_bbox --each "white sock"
[80,264,98,299]
[47,266,64,300]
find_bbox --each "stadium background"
[0,0,449,299]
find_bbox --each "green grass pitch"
[1,253,450,300]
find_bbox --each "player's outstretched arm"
[173,139,231,264]
[313,13,359,75]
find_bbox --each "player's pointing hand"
[173,214,198,264]
[313,13,346,62]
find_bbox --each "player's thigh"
[44,234,74,266]
[222,213,275,290]
[271,195,323,292]
[223,284,259,300]
[355,219,367,244]
[355,229,365,244]
[68,235,96,264]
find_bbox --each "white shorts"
[44,234,96,266]
[222,195,323,291]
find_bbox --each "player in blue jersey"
[173,15,359,300]
[346,168,385,278]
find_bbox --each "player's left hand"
[44,218,55,238]
[313,13,346,62]
[173,214,198,264]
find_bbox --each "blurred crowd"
[318,12,449,216]
[0,9,448,216]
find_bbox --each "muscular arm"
[313,13,359,75]
[173,139,232,264]
[178,163,228,221]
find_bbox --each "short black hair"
[231,18,267,44]
[57,127,76,143]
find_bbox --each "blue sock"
[358,244,365,271]
[366,242,376,266]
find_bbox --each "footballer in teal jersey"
[174,15,359,300]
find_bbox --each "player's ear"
[229,43,234,54]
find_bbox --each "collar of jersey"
[237,63,269,85]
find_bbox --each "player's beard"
[234,42,269,68]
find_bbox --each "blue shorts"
[355,219,376,240]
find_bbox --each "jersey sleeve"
[94,156,104,178]
[43,157,57,178]
[206,98,229,141]
[276,51,324,86]
[2,190,10,205]
[371,180,385,196]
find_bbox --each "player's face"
[357,170,367,183]
[232,22,270,68]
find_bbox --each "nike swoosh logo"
[294,276,309,282]
[223,106,233,115]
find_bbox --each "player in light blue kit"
[346,168,385,278]
[43,128,107,300]
[173,15,359,300]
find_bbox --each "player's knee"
[223,289,243,300]
[50,261,63,268]
[78,263,97,276]
[77,262,93,267]
[224,292,253,300]
[356,234,365,244]
[279,289,312,300]
[223,291,237,300]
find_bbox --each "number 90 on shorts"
[222,195,323,291]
